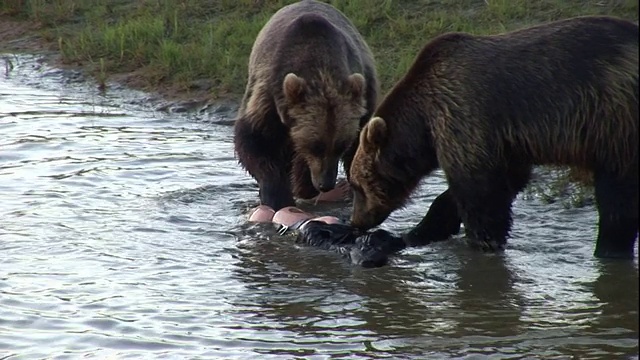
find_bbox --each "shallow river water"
[0,54,638,359]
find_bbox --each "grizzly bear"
[233,0,379,211]
[348,15,639,259]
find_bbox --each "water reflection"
[229,226,436,357]
[452,249,524,337]
[590,261,639,333]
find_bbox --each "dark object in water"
[277,219,407,268]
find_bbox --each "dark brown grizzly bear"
[233,0,379,211]
[348,15,638,259]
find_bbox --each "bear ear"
[276,105,294,127]
[346,73,365,100]
[283,73,306,104]
[362,116,387,150]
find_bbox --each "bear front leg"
[342,110,373,182]
[259,175,296,211]
[234,116,296,211]
[342,138,358,182]
[403,188,462,247]
[291,154,320,200]
[593,170,638,259]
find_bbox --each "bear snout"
[316,179,336,192]
[313,162,339,192]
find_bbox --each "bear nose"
[317,182,335,192]
[315,163,338,192]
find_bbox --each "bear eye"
[334,140,352,155]
[308,141,326,157]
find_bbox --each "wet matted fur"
[233,0,379,211]
[349,15,639,259]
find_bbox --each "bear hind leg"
[448,167,516,253]
[593,170,638,259]
[406,162,532,248]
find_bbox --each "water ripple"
[0,53,637,359]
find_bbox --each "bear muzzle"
[312,161,339,192]
[350,207,387,231]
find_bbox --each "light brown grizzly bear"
[233,0,379,211]
[348,15,638,259]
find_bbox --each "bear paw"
[314,178,352,203]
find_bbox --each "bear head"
[279,71,367,192]
[348,116,398,230]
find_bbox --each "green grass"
[2,0,638,205]
[523,167,596,209]
[2,0,637,97]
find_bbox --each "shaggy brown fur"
[234,0,379,211]
[349,15,639,259]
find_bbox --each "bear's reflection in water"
[230,218,638,357]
